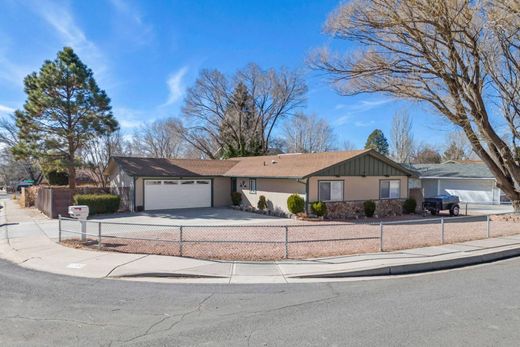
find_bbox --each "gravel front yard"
[60,214,520,261]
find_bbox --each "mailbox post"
[68,206,90,241]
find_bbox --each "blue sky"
[0,0,454,148]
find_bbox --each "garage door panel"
[145,179,211,210]
[439,179,494,203]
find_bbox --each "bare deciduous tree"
[0,114,39,186]
[443,130,474,162]
[82,131,126,187]
[412,144,442,164]
[311,0,520,210]
[390,110,414,163]
[281,113,336,153]
[131,117,186,158]
[182,64,307,158]
[342,140,357,151]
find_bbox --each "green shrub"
[231,192,242,206]
[310,201,327,217]
[287,194,305,214]
[403,198,417,214]
[257,195,268,210]
[363,200,376,217]
[47,170,68,186]
[73,194,120,215]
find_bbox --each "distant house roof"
[107,157,238,177]
[410,163,495,179]
[106,150,414,179]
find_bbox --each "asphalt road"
[1,258,520,346]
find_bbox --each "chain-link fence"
[58,213,519,261]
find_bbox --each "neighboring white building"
[410,162,506,204]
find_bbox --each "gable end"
[310,152,410,177]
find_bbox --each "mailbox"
[68,205,89,220]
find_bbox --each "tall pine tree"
[13,47,118,188]
[364,129,390,156]
[219,82,263,158]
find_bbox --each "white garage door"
[144,179,211,210]
[439,179,495,203]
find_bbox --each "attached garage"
[144,179,212,210]
[105,157,236,212]
[413,163,502,204]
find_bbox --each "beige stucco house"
[105,149,414,216]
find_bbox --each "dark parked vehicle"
[423,194,460,216]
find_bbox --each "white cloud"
[334,115,351,126]
[354,120,376,127]
[0,104,15,115]
[0,34,30,86]
[110,0,153,46]
[29,1,108,83]
[335,98,393,112]
[164,67,188,106]
[112,107,147,129]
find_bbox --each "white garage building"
[412,162,505,204]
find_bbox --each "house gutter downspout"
[132,176,136,212]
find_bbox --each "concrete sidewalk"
[2,198,520,284]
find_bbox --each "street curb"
[292,245,520,278]
[111,272,228,279]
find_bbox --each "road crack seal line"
[120,293,215,344]
[0,315,129,328]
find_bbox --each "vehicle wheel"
[450,204,460,217]
[430,209,438,216]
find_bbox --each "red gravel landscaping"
[60,214,520,261]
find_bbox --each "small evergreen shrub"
[257,195,268,210]
[47,170,69,186]
[73,194,120,214]
[363,200,376,217]
[231,192,242,206]
[310,201,327,217]
[403,198,417,214]
[287,194,305,214]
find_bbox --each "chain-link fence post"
[285,226,289,259]
[380,222,384,252]
[179,225,183,257]
[486,215,490,238]
[98,222,102,250]
[441,217,445,244]
[58,214,62,242]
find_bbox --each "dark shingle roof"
[108,150,414,179]
[110,157,238,177]
[410,163,494,179]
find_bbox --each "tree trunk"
[68,165,76,189]
[512,200,520,213]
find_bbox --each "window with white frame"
[318,181,344,201]
[380,180,400,199]
[249,178,257,194]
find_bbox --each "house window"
[249,179,257,194]
[318,181,344,201]
[380,180,400,199]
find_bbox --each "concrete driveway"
[91,207,300,226]
[463,203,514,216]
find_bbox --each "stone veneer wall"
[325,199,405,219]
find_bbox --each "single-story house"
[104,149,415,215]
[410,162,505,204]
